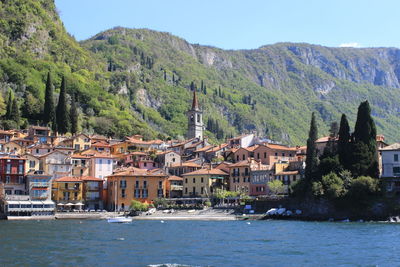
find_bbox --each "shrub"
[130,200,149,211]
[312,181,324,197]
[321,172,345,199]
[347,176,379,202]
[267,180,285,195]
[204,201,211,207]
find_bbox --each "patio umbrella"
[65,203,74,206]
[57,203,64,206]
[75,203,84,206]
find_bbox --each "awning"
[210,176,225,179]
[19,201,32,205]
[75,203,84,206]
[5,201,20,205]
[42,200,55,205]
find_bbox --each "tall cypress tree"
[10,98,20,124]
[338,114,351,170]
[43,72,56,125]
[5,90,13,120]
[70,94,78,135]
[305,112,319,183]
[351,101,379,178]
[56,76,70,134]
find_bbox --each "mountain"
[1,0,400,144]
[82,27,400,144]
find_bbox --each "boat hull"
[107,217,132,223]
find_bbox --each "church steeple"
[192,89,199,110]
[187,89,203,140]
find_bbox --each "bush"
[130,200,149,211]
[321,172,345,199]
[204,201,211,207]
[267,180,285,195]
[312,181,324,197]
[290,178,308,197]
[153,198,167,208]
[347,176,379,202]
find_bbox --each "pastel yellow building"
[182,168,229,197]
[52,176,83,205]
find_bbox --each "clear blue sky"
[55,0,400,50]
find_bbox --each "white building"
[380,143,400,177]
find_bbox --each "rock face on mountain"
[1,1,400,144]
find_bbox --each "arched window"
[197,114,201,123]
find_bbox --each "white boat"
[107,216,132,223]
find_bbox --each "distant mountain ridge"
[1,0,400,144]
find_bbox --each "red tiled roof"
[168,175,183,181]
[182,168,228,176]
[55,176,82,182]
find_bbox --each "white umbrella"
[57,203,64,206]
[75,203,84,206]
[65,203,74,206]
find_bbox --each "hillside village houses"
[0,89,393,218]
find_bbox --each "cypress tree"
[10,97,20,124]
[70,94,78,135]
[203,85,207,95]
[43,72,56,125]
[305,112,318,183]
[5,90,13,120]
[351,101,379,178]
[56,76,70,134]
[338,114,351,170]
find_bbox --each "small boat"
[107,216,132,223]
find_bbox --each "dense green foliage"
[69,93,78,135]
[43,72,55,126]
[338,114,351,170]
[56,76,69,134]
[305,113,318,184]
[130,200,149,211]
[2,0,400,144]
[267,180,285,195]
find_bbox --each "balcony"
[171,185,183,191]
[30,182,49,188]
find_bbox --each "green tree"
[347,176,379,205]
[130,200,149,211]
[56,76,70,134]
[5,90,13,120]
[70,94,78,135]
[22,91,42,121]
[321,172,345,199]
[351,101,379,178]
[43,72,56,125]
[10,97,20,125]
[305,112,319,183]
[338,114,351,170]
[267,180,285,195]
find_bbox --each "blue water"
[0,219,399,266]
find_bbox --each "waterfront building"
[380,143,400,196]
[80,176,103,210]
[26,170,53,201]
[166,176,183,198]
[107,168,168,211]
[182,168,228,197]
[228,158,268,194]
[0,154,26,196]
[52,176,84,209]
[71,154,91,177]
[252,144,297,165]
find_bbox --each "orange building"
[107,168,168,211]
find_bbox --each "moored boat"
[107,216,132,223]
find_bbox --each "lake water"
[0,219,399,266]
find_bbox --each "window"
[144,162,147,167]
[159,181,163,189]
[185,187,188,194]
[18,164,23,174]
[201,177,204,183]
[29,161,36,168]
[264,152,267,158]
[395,154,399,162]
[84,145,90,150]
[18,176,24,184]
[135,180,139,188]
[74,192,78,199]
[5,176,10,184]
[257,153,260,159]
[193,178,196,183]
[120,180,126,188]
[135,188,140,198]
[75,144,80,150]
[6,164,11,174]
[36,149,39,154]
[282,153,285,157]
[121,189,126,198]
[201,187,204,194]
[242,155,245,160]
[236,155,239,161]
[274,152,278,156]
[192,187,196,195]
[185,178,188,183]
[143,181,147,189]
[393,167,400,176]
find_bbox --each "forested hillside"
[1,0,400,145]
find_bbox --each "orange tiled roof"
[182,168,228,176]
[167,175,183,181]
[54,176,82,182]
[79,176,103,181]
[264,144,298,151]
[169,162,202,168]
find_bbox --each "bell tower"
[187,90,203,140]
